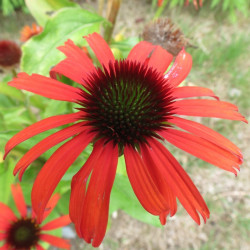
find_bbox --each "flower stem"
[11,68,17,78]
[154,0,168,19]
[104,0,122,44]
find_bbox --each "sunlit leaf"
[25,0,79,26]
[21,8,106,75]
[110,173,161,227]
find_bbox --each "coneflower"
[5,32,246,247]
[0,183,71,249]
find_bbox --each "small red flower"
[20,23,43,42]
[185,0,203,9]
[0,40,21,68]
[158,0,163,7]
[0,183,71,249]
[5,33,246,247]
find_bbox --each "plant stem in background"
[104,0,121,44]
[154,0,168,19]
[98,0,105,16]
[11,68,17,77]
[25,96,37,123]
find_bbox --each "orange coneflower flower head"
[0,40,22,69]
[20,23,43,42]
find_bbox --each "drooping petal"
[160,129,242,175]
[69,140,104,235]
[79,141,118,247]
[148,138,209,224]
[8,73,82,102]
[42,215,71,231]
[147,45,173,74]
[171,86,219,100]
[11,183,27,218]
[164,49,192,88]
[14,122,88,180]
[40,234,70,249]
[127,41,155,64]
[140,144,177,218]
[85,32,115,70]
[169,116,242,156]
[31,130,95,223]
[4,112,81,159]
[40,193,60,222]
[171,99,247,122]
[124,146,171,218]
[50,39,95,85]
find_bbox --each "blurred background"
[0,0,249,249]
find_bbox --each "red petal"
[124,146,171,217]
[40,234,70,249]
[14,122,87,180]
[50,59,95,87]
[42,215,71,231]
[31,130,95,223]
[40,193,60,222]
[148,45,173,74]
[80,141,118,247]
[171,86,219,100]
[11,183,27,218]
[0,220,11,232]
[85,32,115,70]
[164,49,192,88]
[4,112,81,159]
[140,144,177,218]
[149,138,209,224]
[171,99,247,122]
[127,41,155,64]
[169,116,242,156]
[50,39,95,85]
[8,73,82,102]
[0,202,17,223]
[160,129,242,174]
[69,140,104,235]
[0,243,9,249]
[0,233,7,240]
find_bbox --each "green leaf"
[0,160,16,203]
[0,81,25,102]
[25,0,79,26]
[111,37,140,59]
[21,8,106,75]
[0,106,33,129]
[110,173,161,227]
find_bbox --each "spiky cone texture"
[0,40,21,69]
[0,183,71,250]
[4,32,247,247]
[20,23,43,42]
[142,18,192,57]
